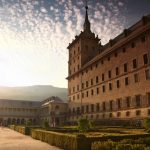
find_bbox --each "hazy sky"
[0,0,149,88]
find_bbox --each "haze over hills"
[0,85,67,101]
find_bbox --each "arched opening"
[12,118,16,124]
[7,118,11,125]
[33,119,36,125]
[17,118,20,124]
[21,118,25,125]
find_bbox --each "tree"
[144,118,150,130]
[78,118,91,132]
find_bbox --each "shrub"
[145,148,150,150]
[43,120,50,129]
[91,139,150,150]
[116,144,132,150]
[133,144,146,150]
[92,140,116,150]
[144,118,150,130]
[78,118,91,132]
[26,120,32,126]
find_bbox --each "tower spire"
[83,0,91,32]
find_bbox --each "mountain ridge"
[0,85,67,101]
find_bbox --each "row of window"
[0,108,37,113]
[69,34,147,75]
[69,35,147,75]
[70,69,150,100]
[70,93,150,114]
[70,53,149,94]
[70,109,150,120]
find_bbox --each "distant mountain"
[0,85,67,101]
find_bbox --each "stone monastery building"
[67,5,150,123]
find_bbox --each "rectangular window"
[135,95,141,107]
[82,93,84,98]
[73,95,75,101]
[96,103,100,112]
[91,89,94,96]
[102,85,105,93]
[126,111,130,116]
[77,94,79,99]
[77,107,80,115]
[96,76,99,84]
[91,79,93,86]
[134,73,139,83]
[123,48,126,53]
[125,77,129,86]
[109,100,113,111]
[116,67,119,76]
[86,91,88,97]
[145,69,150,80]
[97,88,99,94]
[148,109,150,115]
[108,70,111,78]
[124,63,128,72]
[131,42,135,48]
[117,99,121,109]
[143,54,148,65]
[95,63,98,68]
[102,73,105,81]
[136,110,141,116]
[116,80,120,88]
[77,85,79,91]
[133,59,137,69]
[81,106,84,114]
[91,104,94,113]
[102,102,106,111]
[147,93,150,105]
[82,83,84,89]
[126,96,131,107]
[86,81,88,87]
[109,83,112,90]
[73,87,75,92]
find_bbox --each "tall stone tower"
[67,4,100,118]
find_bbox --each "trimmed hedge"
[9,125,40,135]
[91,138,150,150]
[9,125,30,135]
[31,129,90,150]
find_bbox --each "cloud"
[0,0,126,87]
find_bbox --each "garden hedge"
[9,126,150,150]
[9,125,30,135]
[91,138,150,150]
[31,129,90,150]
[9,125,40,135]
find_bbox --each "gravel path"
[0,127,62,150]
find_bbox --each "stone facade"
[40,96,68,126]
[0,99,40,126]
[67,6,150,123]
[0,96,68,126]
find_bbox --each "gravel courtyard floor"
[0,127,62,150]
